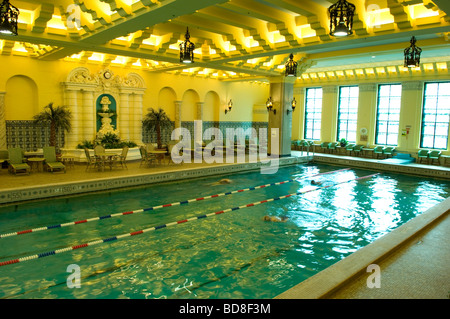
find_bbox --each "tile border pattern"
[0,156,305,205]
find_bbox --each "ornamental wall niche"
[62,67,146,148]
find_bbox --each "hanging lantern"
[285,53,297,77]
[404,36,422,68]
[0,0,19,36]
[180,27,195,64]
[328,0,355,37]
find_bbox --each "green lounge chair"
[320,142,329,153]
[0,149,8,169]
[428,150,441,165]
[291,140,300,150]
[373,146,385,159]
[345,143,355,156]
[417,149,429,164]
[43,146,66,173]
[300,140,310,151]
[353,145,363,156]
[383,147,395,158]
[8,147,30,175]
[328,142,338,154]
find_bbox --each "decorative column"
[267,76,296,156]
[174,100,182,129]
[119,92,130,141]
[0,92,6,149]
[81,89,95,142]
[65,88,80,148]
[292,87,305,140]
[133,93,144,144]
[196,101,204,137]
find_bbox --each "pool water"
[0,164,448,299]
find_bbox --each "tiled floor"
[327,212,450,299]
[0,157,232,191]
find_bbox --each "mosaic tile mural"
[5,120,65,151]
[142,121,268,145]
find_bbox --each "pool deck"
[0,151,449,299]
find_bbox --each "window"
[337,86,359,142]
[421,82,450,149]
[304,88,322,140]
[375,84,402,146]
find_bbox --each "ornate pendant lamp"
[285,53,298,77]
[328,0,355,37]
[404,36,422,68]
[0,0,19,36]
[180,27,195,64]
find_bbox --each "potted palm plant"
[143,108,173,149]
[33,103,72,152]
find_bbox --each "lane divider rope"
[0,168,351,239]
[0,172,379,267]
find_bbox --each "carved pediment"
[67,67,99,84]
[65,67,146,90]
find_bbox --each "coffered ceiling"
[1,0,449,82]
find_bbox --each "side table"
[27,157,45,172]
[61,156,75,168]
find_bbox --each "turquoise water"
[0,164,448,299]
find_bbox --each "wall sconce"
[266,97,276,114]
[287,97,297,114]
[225,99,233,114]
[0,0,20,36]
[328,0,355,37]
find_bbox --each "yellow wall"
[223,81,269,122]
[293,77,450,155]
[0,55,268,125]
[5,75,39,120]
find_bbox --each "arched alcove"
[181,89,200,122]
[158,87,177,120]
[203,91,220,122]
[5,75,39,120]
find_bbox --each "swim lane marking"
[0,168,351,239]
[0,173,379,267]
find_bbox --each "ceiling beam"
[432,0,450,16]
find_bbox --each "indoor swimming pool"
[0,164,448,299]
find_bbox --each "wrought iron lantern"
[285,53,297,77]
[404,36,422,68]
[180,27,195,64]
[0,0,19,36]
[328,0,355,37]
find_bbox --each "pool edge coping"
[0,156,308,205]
[274,196,450,299]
